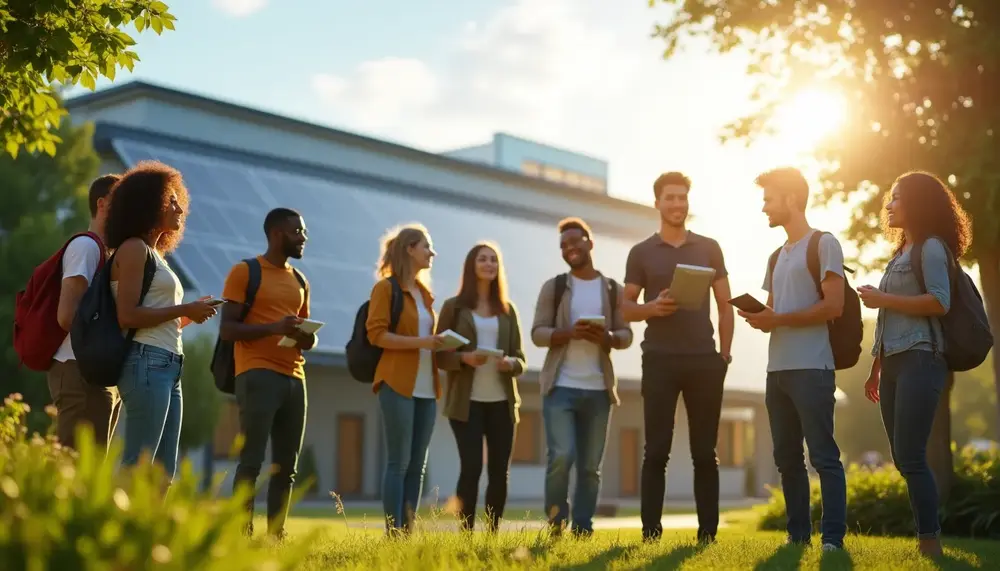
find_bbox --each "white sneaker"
[821,543,841,552]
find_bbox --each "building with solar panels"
[66,82,776,507]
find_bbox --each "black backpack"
[552,273,619,326]
[911,238,993,372]
[71,247,157,387]
[345,277,404,383]
[768,231,863,370]
[210,258,307,394]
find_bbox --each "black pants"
[232,369,308,536]
[640,353,727,540]
[449,400,515,531]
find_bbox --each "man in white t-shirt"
[48,174,119,451]
[531,217,633,537]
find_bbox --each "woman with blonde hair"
[366,223,449,534]
[436,242,526,532]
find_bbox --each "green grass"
[253,509,1000,570]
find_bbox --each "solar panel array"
[111,137,648,379]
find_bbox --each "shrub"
[758,446,1000,538]
[0,393,315,570]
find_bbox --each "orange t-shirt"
[222,256,310,380]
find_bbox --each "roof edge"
[67,80,652,217]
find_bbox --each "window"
[512,410,542,464]
[541,165,566,183]
[521,160,542,177]
[718,420,747,467]
[213,400,241,460]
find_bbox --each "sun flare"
[772,87,848,151]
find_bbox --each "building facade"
[66,82,776,507]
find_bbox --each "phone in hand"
[728,293,767,314]
[205,298,234,307]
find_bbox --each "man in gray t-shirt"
[738,167,847,550]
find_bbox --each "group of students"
[31,160,984,555]
[362,166,985,559]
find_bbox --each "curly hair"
[105,161,190,253]
[882,171,972,257]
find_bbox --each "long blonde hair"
[376,223,432,288]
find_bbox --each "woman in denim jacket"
[856,171,972,557]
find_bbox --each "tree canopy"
[0,0,175,158]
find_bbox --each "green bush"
[0,393,315,570]
[758,446,1000,538]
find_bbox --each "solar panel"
[110,137,650,379]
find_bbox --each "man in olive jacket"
[531,217,633,537]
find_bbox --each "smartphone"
[728,293,767,314]
[206,298,233,307]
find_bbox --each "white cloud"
[211,0,267,18]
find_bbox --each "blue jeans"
[118,342,184,481]
[880,349,946,538]
[543,386,611,534]
[377,384,437,531]
[765,369,846,546]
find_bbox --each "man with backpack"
[219,207,314,539]
[20,174,120,451]
[740,167,855,551]
[531,217,632,537]
[621,172,733,544]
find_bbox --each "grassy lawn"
[253,509,1000,569]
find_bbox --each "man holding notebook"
[622,171,734,544]
[220,208,315,539]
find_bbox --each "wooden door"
[620,427,640,497]
[336,415,364,496]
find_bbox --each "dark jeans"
[640,352,728,541]
[232,369,308,537]
[449,400,515,531]
[880,350,947,539]
[48,359,121,452]
[766,369,846,547]
[543,386,611,534]
[378,383,437,532]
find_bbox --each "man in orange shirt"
[220,207,314,539]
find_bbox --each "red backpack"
[13,232,107,371]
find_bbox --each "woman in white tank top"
[104,162,218,484]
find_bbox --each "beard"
[284,242,304,259]
[565,254,591,270]
[660,209,688,228]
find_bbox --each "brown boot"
[918,537,943,557]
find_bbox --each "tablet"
[728,293,767,314]
[438,329,471,350]
[668,264,716,310]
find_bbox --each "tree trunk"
[974,250,1000,440]
[927,373,955,504]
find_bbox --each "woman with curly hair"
[857,171,973,557]
[106,161,218,483]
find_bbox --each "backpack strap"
[805,231,826,297]
[123,248,158,346]
[387,276,404,333]
[910,237,958,353]
[552,273,568,327]
[766,247,782,292]
[239,258,263,322]
[289,264,308,318]
[606,278,619,325]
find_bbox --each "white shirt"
[555,275,605,391]
[411,299,436,399]
[54,236,103,362]
[111,250,184,355]
[470,313,507,403]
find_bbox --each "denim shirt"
[872,237,951,357]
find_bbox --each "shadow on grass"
[819,547,854,571]
[753,543,806,571]
[550,544,641,570]
[642,544,706,570]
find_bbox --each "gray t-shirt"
[762,230,845,372]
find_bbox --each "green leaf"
[135,16,145,32]
[42,139,57,157]
[163,18,175,31]
[151,17,163,34]
[66,65,83,77]
[150,1,170,13]
[6,138,20,159]
[80,72,96,91]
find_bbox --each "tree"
[178,333,223,452]
[0,118,100,433]
[0,0,176,158]
[651,0,1000,497]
